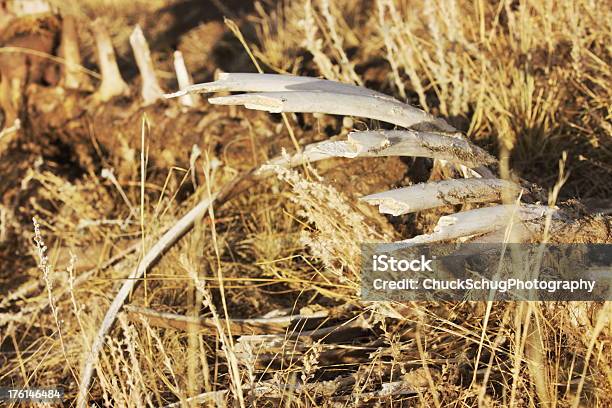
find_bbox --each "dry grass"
[253,0,611,200]
[0,0,611,407]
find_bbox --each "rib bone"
[360,179,521,216]
[129,25,164,105]
[165,73,455,132]
[263,130,495,169]
[92,20,129,101]
[172,50,198,107]
[209,91,455,132]
[60,15,91,90]
[467,224,535,244]
[165,72,396,99]
[399,204,556,244]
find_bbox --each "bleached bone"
[77,170,249,408]
[165,73,455,132]
[399,204,556,245]
[129,25,164,105]
[466,224,534,244]
[172,51,198,107]
[60,15,90,90]
[92,20,129,101]
[77,195,217,408]
[166,74,499,177]
[9,0,51,15]
[165,72,396,100]
[361,179,521,216]
[209,91,455,132]
[263,130,495,170]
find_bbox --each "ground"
[0,1,610,407]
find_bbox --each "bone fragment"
[77,195,217,408]
[400,204,556,244]
[172,50,198,107]
[92,20,129,101]
[262,130,495,170]
[60,15,91,90]
[209,91,455,132]
[466,224,535,243]
[77,171,248,408]
[129,25,164,105]
[361,178,521,216]
[165,73,455,132]
[165,72,395,100]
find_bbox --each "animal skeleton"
[78,68,565,407]
[168,72,557,242]
[0,7,606,406]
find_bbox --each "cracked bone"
[360,178,521,216]
[60,15,91,90]
[208,91,455,132]
[129,25,164,105]
[172,51,198,107]
[92,20,129,101]
[398,204,556,245]
[262,130,496,170]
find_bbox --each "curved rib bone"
[400,204,556,244]
[165,72,395,99]
[92,20,129,101]
[129,25,164,105]
[263,130,495,170]
[77,194,217,408]
[209,91,455,132]
[165,73,455,132]
[360,179,521,216]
